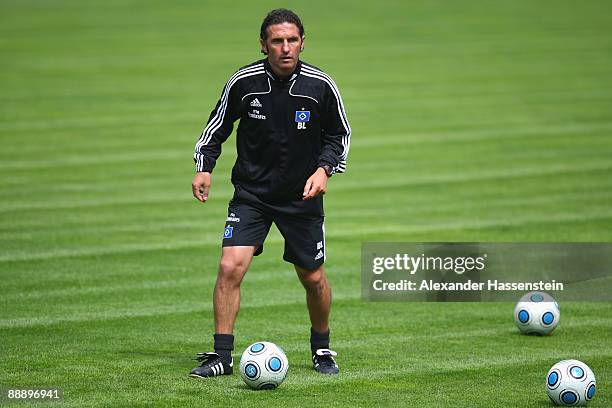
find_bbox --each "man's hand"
[303,167,329,200]
[192,172,212,203]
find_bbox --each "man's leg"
[214,246,256,334]
[295,264,339,374]
[190,246,255,378]
[212,246,256,363]
[274,211,339,374]
[294,264,331,334]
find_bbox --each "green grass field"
[1,0,612,406]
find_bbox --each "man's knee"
[296,266,327,291]
[217,251,251,287]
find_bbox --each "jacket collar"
[263,58,301,82]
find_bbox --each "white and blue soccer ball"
[239,341,288,390]
[546,360,596,406]
[514,291,560,335]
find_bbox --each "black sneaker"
[189,352,233,378]
[312,349,339,374]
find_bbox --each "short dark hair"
[260,9,304,40]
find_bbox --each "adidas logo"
[250,98,262,107]
[314,250,324,260]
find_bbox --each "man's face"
[260,22,304,77]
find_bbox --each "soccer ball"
[546,360,596,406]
[239,341,288,390]
[514,291,560,335]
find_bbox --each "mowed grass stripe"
[1,257,359,300]
[0,129,610,180]
[2,189,612,249]
[2,116,608,158]
[3,187,611,233]
[0,91,612,142]
[3,35,609,67]
[280,354,612,387]
[0,293,357,329]
[2,79,611,133]
[2,305,609,379]
[2,170,610,232]
[353,123,612,147]
[2,120,611,171]
[3,76,611,104]
[2,156,608,198]
[6,121,610,157]
[2,209,612,263]
[3,301,609,348]
[2,292,609,335]
[1,199,610,244]
[1,158,610,212]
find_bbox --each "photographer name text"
[372,279,564,292]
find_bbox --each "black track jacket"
[194,59,351,204]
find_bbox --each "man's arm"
[194,81,240,173]
[318,76,351,174]
[303,76,351,200]
[192,76,241,203]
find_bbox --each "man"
[190,8,351,378]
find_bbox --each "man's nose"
[282,40,290,53]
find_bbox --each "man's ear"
[260,38,267,55]
[300,36,305,52]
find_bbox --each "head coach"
[190,8,351,378]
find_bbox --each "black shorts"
[221,186,326,270]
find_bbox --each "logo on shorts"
[226,212,240,222]
[314,250,324,260]
[223,226,233,239]
[317,241,323,250]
